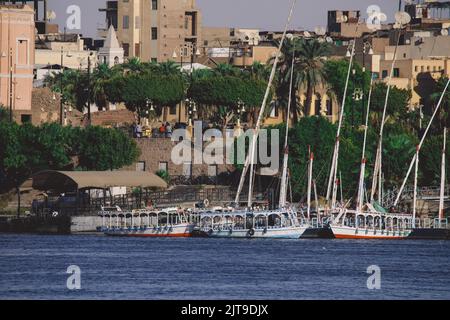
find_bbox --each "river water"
[0,234,449,299]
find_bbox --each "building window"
[159,161,168,172]
[270,105,279,118]
[315,97,321,116]
[415,66,418,72]
[183,162,192,177]
[123,15,129,29]
[151,27,158,40]
[151,58,157,63]
[123,43,130,56]
[21,114,32,124]
[326,100,333,116]
[421,66,424,72]
[152,0,158,10]
[136,161,146,172]
[169,105,177,115]
[208,165,218,177]
[382,70,388,79]
[17,40,28,65]
[135,43,140,57]
[393,68,400,77]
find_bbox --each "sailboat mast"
[279,40,296,208]
[370,27,403,203]
[412,146,419,227]
[439,127,447,222]
[394,78,450,207]
[357,74,374,212]
[307,149,314,220]
[326,27,359,208]
[245,0,298,208]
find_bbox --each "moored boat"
[194,207,308,239]
[99,206,195,237]
[329,205,413,239]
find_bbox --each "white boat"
[329,205,413,239]
[99,206,195,237]
[194,207,308,239]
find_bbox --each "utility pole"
[60,47,64,125]
[9,47,13,123]
[87,54,92,124]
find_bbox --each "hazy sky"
[46,0,400,38]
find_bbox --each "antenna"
[395,11,411,25]
[314,26,326,36]
[441,28,449,36]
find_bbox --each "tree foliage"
[0,122,140,191]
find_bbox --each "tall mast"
[279,40,296,208]
[234,0,298,207]
[371,21,404,204]
[307,147,314,220]
[326,26,359,209]
[412,145,419,227]
[394,78,450,207]
[356,74,374,212]
[439,127,447,223]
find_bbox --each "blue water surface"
[0,234,449,299]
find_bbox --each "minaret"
[98,25,124,66]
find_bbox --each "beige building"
[377,35,450,106]
[0,4,35,123]
[35,34,97,71]
[116,0,202,63]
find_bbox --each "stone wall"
[123,138,234,178]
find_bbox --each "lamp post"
[60,47,64,125]
[86,52,93,124]
[361,41,373,125]
[9,47,13,123]
[236,98,245,128]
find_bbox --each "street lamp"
[236,98,245,127]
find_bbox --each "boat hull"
[331,226,411,239]
[204,226,307,239]
[104,224,194,238]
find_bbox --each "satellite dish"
[395,11,411,25]
[342,15,348,23]
[314,26,326,36]
[304,31,311,38]
[47,10,56,21]
[441,28,449,36]
[326,36,333,43]
[286,33,294,40]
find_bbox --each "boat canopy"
[27,170,168,192]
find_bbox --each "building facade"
[115,0,202,63]
[0,4,35,123]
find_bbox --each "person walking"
[165,122,173,138]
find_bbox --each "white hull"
[104,223,195,237]
[331,225,411,239]
[203,226,307,239]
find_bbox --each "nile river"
[0,234,449,299]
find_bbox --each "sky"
[46,0,400,38]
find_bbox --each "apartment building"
[116,0,202,63]
[378,34,450,106]
[0,4,35,123]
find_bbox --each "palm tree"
[157,60,181,76]
[270,38,330,122]
[91,63,119,111]
[213,63,240,77]
[296,39,330,117]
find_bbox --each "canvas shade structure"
[29,170,167,192]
